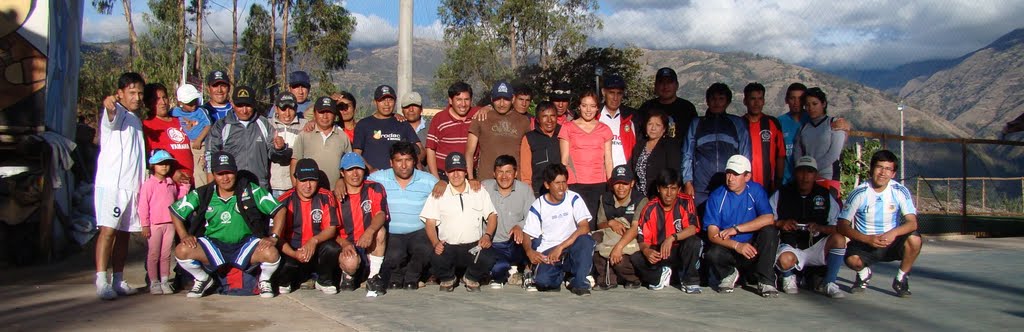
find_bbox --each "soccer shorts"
[197,236,262,270]
[94,187,141,232]
[776,237,828,272]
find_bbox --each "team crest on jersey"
[673,218,683,231]
[311,209,323,224]
[813,195,825,209]
[168,127,187,143]
[220,211,231,222]
[625,205,635,214]
[760,129,771,142]
[624,124,631,133]
[886,204,897,213]
[361,200,372,213]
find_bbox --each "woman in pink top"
[559,90,613,224]
[138,150,190,295]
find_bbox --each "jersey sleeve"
[325,191,340,227]
[827,193,841,226]
[769,191,780,220]
[171,189,201,221]
[419,194,441,225]
[252,184,284,216]
[571,194,593,225]
[895,184,917,216]
[702,191,722,231]
[839,190,864,222]
[523,201,542,239]
[753,186,773,216]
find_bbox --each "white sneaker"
[585,275,595,288]
[365,290,380,298]
[113,281,138,296]
[782,274,799,294]
[825,282,846,299]
[718,268,739,293]
[160,281,174,294]
[650,266,673,290]
[489,282,504,289]
[150,282,164,295]
[278,285,292,295]
[97,284,117,300]
[259,280,275,298]
[315,281,338,295]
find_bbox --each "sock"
[260,258,281,281]
[823,248,846,284]
[176,258,209,281]
[895,269,907,281]
[112,272,124,286]
[160,276,170,283]
[857,266,872,280]
[509,266,519,275]
[368,255,384,278]
[96,271,109,287]
[780,269,795,277]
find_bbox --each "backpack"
[216,265,261,296]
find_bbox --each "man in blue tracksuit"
[681,83,751,210]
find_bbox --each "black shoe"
[595,283,610,291]
[367,275,388,296]
[439,278,456,292]
[389,281,404,290]
[892,275,912,297]
[339,273,356,291]
[536,285,561,292]
[404,282,418,290]
[570,287,592,296]
[624,282,642,289]
[852,270,872,294]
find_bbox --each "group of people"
[91,67,922,301]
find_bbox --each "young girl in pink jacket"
[138,150,190,294]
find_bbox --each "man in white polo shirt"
[598,74,638,167]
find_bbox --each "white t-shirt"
[523,190,592,252]
[420,184,497,245]
[840,180,916,235]
[599,107,627,167]
[96,103,146,191]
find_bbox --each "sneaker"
[463,277,481,292]
[440,278,456,292]
[315,280,338,295]
[259,280,274,298]
[160,281,174,294]
[570,287,591,296]
[508,272,523,287]
[366,275,387,296]
[758,283,780,298]
[585,275,595,288]
[389,281,404,290]
[339,273,356,291]
[113,281,138,296]
[97,284,117,300]
[186,278,214,298]
[278,285,293,295]
[782,274,798,294]
[852,269,872,293]
[825,282,846,299]
[489,281,504,289]
[650,266,673,291]
[683,285,702,294]
[624,281,642,289]
[717,268,738,293]
[892,275,912,297]
[404,282,418,290]
[525,283,538,292]
[150,282,164,295]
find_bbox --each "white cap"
[725,155,751,174]
[400,91,422,108]
[176,84,202,103]
[795,156,818,171]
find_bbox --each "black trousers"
[706,226,779,285]
[569,183,605,229]
[430,242,496,282]
[381,229,432,285]
[278,240,341,286]
[630,236,703,286]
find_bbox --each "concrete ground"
[1,236,1022,331]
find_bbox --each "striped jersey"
[839,180,916,235]
[744,114,786,193]
[426,106,479,169]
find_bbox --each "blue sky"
[82,0,1024,69]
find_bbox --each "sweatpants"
[278,240,341,287]
[706,226,779,285]
[630,236,703,286]
[431,242,496,282]
[380,229,432,286]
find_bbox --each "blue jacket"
[681,112,750,204]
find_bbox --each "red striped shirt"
[426,106,479,168]
[745,114,786,193]
[278,188,339,248]
[337,181,388,242]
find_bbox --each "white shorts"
[776,238,828,272]
[94,187,141,232]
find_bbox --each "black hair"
[653,168,681,190]
[494,155,518,171]
[143,83,168,110]
[338,91,357,110]
[870,149,900,172]
[535,101,556,115]
[743,82,766,97]
[541,163,569,184]
[802,87,829,114]
[786,83,807,97]
[389,141,418,160]
[513,84,533,97]
[705,82,732,103]
[117,72,145,90]
[447,81,473,99]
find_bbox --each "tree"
[230,0,238,83]
[132,0,188,89]
[91,0,142,61]
[841,139,883,194]
[278,0,291,85]
[239,4,276,104]
[520,46,652,109]
[291,0,357,71]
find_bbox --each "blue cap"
[288,71,311,88]
[603,74,626,89]
[148,149,175,165]
[491,80,514,100]
[340,152,366,170]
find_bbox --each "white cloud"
[81,12,148,43]
[351,13,443,48]
[591,0,1024,69]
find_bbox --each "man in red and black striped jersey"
[334,152,390,297]
[742,83,786,194]
[276,159,341,295]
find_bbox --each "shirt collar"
[602,106,619,119]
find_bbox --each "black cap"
[374,85,396,101]
[232,86,255,106]
[655,67,677,82]
[207,70,230,86]
[276,92,298,110]
[603,74,626,89]
[293,158,320,181]
[551,81,572,101]
[288,71,311,88]
[445,152,467,173]
[609,165,633,184]
[313,96,337,115]
[211,151,238,174]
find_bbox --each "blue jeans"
[490,240,525,283]
[532,234,596,290]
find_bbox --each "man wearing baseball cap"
[276,158,342,295]
[703,155,779,297]
[334,152,389,296]
[421,152,498,292]
[172,84,212,186]
[465,80,530,181]
[203,70,233,122]
[171,151,287,298]
[353,85,421,172]
[550,81,574,124]
[269,92,306,197]
[592,165,644,290]
[637,67,698,138]
[291,96,352,190]
[401,91,430,169]
[205,85,290,188]
[599,74,639,168]
[284,71,312,119]
[770,156,846,298]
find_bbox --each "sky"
[81,0,1024,70]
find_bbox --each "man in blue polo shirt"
[367,141,438,294]
[704,155,780,297]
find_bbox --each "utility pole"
[397,0,414,100]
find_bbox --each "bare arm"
[519,136,533,185]
[559,138,570,165]
[465,133,479,180]
[603,140,614,179]
[426,148,439,178]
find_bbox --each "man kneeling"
[171,151,286,298]
[626,169,703,293]
[276,159,341,295]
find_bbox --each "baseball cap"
[340,152,366,170]
[148,149,175,166]
[655,67,677,82]
[210,151,238,174]
[276,92,298,110]
[491,80,514,100]
[293,158,320,181]
[206,70,230,86]
[603,74,626,90]
[445,152,467,173]
[609,165,633,185]
[400,91,422,108]
[232,86,255,106]
[288,71,311,88]
[176,84,201,104]
[795,156,818,172]
[313,96,337,114]
[551,81,572,101]
[374,85,396,101]
[725,155,751,174]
